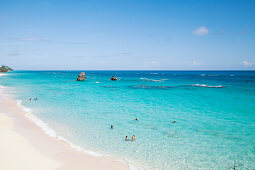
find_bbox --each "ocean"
[1,71,255,169]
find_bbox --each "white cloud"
[118,52,130,56]
[193,61,203,66]
[9,50,19,56]
[143,60,159,68]
[18,38,41,41]
[193,26,210,36]
[242,60,254,66]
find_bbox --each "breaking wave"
[16,99,103,156]
[16,99,140,169]
[191,84,224,88]
[140,77,168,82]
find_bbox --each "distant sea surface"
[1,71,255,169]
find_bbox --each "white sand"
[0,113,61,170]
[0,86,130,170]
[0,73,7,76]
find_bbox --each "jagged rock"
[77,72,86,81]
[110,76,118,81]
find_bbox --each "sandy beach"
[0,73,7,76]
[0,85,130,170]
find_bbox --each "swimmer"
[172,121,176,123]
[28,98,31,101]
[110,125,114,129]
[135,118,138,121]
[125,136,129,141]
[132,135,136,141]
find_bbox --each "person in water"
[132,135,136,141]
[172,121,176,123]
[135,118,138,121]
[110,125,113,129]
[34,98,38,100]
[125,136,129,141]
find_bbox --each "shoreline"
[0,84,131,170]
[0,73,8,76]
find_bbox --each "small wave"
[200,74,220,77]
[56,136,102,156]
[126,161,140,170]
[140,78,167,82]
[191,84,224,88]
[129,85,173,90]
[0,85,6,90]
[17,100,57,137]
[95,82,101,83]
[2,86,140,169]
[0,85,6,88]
[150,73,158,74]
[16,100,141,168]
[0,73,7,76]
[207,85,224,88]
[192,84,207,87]
[102,85,118,89]
[0,85,6,94]
[16,99,103,157]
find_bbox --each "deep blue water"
[1,71,255,169]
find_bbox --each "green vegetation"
[0,65,13,72]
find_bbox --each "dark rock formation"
[0,65,13,72]
[77,72,86,81]
[110,76,118,81]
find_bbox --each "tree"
[0,65,13,72]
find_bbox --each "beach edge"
[0,84,131,170]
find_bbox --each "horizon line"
[11,69,255,71]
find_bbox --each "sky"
[0,0,255,70]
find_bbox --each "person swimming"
[110,125,114,129]
[125,136,129,141]
[132,135,136,141]
[172,121,176,123]
[135,118,138,121]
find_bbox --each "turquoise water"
[1,71,255,169]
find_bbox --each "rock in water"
[77,72,86,81]
[110,76,118,81]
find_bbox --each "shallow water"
[1,71,255,169]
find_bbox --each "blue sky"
[0,0,254,70]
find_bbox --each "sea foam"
[16,99,102,156]
[0,73,7,76]
[140,77,167,82]
[15,99,140,169]
[17,100,57,137]
[191,84,224,88]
